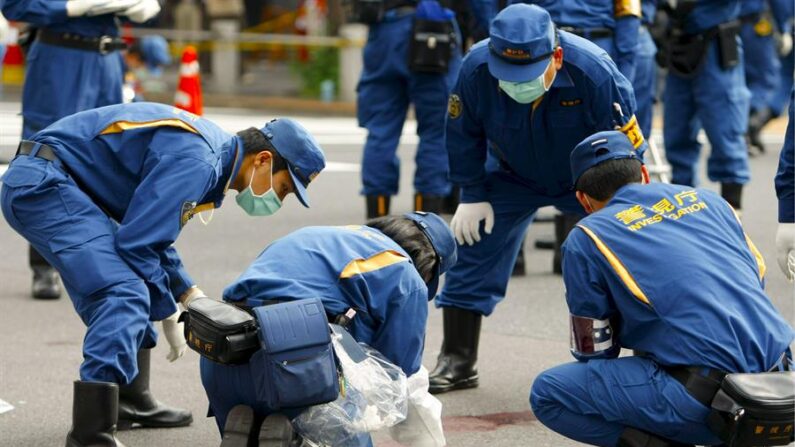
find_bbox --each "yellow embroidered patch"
[448,94,462,119]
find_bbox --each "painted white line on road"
[0,399,14,415]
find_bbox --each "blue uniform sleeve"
[561,229,622,361]
[588,63,646,154]
[776,91,795,223]
[1,0,68,26]
[159,246,196,302]
[612,15,640,81]
[446,67,490,203]
[370,286,428,376]
[769,0,794,34]
[115,153,216,320]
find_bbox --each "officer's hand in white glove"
[118,0,161,23]
[66,0,139,17]
[180,286,207,308]
[161,310,187,362]
[777,32,793,57]
[450,202,494,246]
[775,223,795,281]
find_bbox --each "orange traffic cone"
[174,46,202,115]
[2,25,25,86]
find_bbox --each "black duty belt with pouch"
[181,297,260,365]
[666,358,794,447]
[409,15,455,73]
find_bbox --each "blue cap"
[570,131,642,187]
[139,36,171,73]
[487,4,557,82]
[403,212,457,300]
[261,119,326,208]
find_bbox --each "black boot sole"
[428,375,479,395]
[258,414,295,447]
[117,413,193,430]
[220,405,255,447]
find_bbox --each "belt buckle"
[98,36,113,55]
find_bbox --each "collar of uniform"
[551,64,573,89]
[208,136,242,208]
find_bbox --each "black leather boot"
[616,427,693,447]
[65,381,125,447]
[117,349,193,430]
[32,265,61,300]
[747,107,774,154]
[428,308,482,394]
[220,405,255,447]
[258,414,301,447]
[365,195,390,219]
[720,183,743,211]
[512,241,527,277]
[553,213,582,275]
[414,193,446,214]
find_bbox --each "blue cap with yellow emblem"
[261,118,326,208]
[403,211,457,300]
[487,4,557,83]
[570,130,643,187]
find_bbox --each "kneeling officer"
[530,130,794,446]
[0,102,326,446]
[199,212,456,446]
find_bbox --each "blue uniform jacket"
[511,0,641,79]
[678,0,740,34]
[223,225,428,376]
[741,0,794,34]
[562,183,794,372]
[2,0,118,36]
[447,31,640,203]
[776,90,794,223]
[641,0,657,24]
[29,102,242,320]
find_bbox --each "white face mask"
[498,59,557,104]
[235,164,282,217]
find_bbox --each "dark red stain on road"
[442,410,537,433]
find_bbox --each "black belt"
[37,29,127,55]
[559,26,614,39]
[739,12,761,24]
[15,141,59,163]
[665,366,727,407]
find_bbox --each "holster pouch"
[707,371,795,446]
[344,0,385,24]
[182,297,260,365]
[408,17,454,73]
[250,298,340,410]
[661,28,710,77]
[716,21,741,70]
[17,26,39,57]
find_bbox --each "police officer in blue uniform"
[775,89,795,281]
[634,0,658,139]
[428,4,645,394]
[358,0,462,218]
[201,212,456,446]
[0,102,326,447]
[2,0,160,300]
[741,0,792,153]
[658,0,751,211]
[530,130,794,447]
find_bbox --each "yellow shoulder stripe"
[744,233,766,281]
[615,0,641,17]
[619,115,645,149]
[100,119,199,135]
[577,224,651,306]
[340,250,409,279]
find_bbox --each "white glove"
[161,310,187,362]
[389,367,446,447]
[180,286,207,308]
[118,0,161,23]
[450,202,494,246]
[66,0,140,17]
[778,32,793,57]
[775,223,795,281]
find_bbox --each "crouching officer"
[530,130,794,446]
[356,0,462,218]
[429,4,644,394]
[0,102,326,446]
[200,212,456,446]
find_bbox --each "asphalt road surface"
[0,103,792,447]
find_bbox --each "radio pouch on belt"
[409,1,455,73]
[716,21,741,70]
[707,371,795,447]
[663,29,710,78]
[250,298,340,410]
[182,297,260,365]
[344,0,385,24]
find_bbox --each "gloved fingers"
[166,344,187,362]
[483,207,495,235]
[85,0,140,16]
[787,251,795,282]
[462,219,477,246]
[450,216,465,246]
[120,0,161,23]
[777,247,790,280]
[470,218,482,244]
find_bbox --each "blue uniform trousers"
[357,14,461,196]
[22,41,124,137]
[741,22,782,112]
[200,357,373,446]
[633,27,658,138]
[530,357,724,447]
[435,171,584,315]
[0,153,157,384]
[663,38,751,186]
[771,49,794,116]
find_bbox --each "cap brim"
[288,168,310,208]
[487,52,549,83]
[426,274,440,301]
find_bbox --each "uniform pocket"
[0,162,47,188]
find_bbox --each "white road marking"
[0,399,14,415]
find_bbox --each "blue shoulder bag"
[250,298,341,410]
